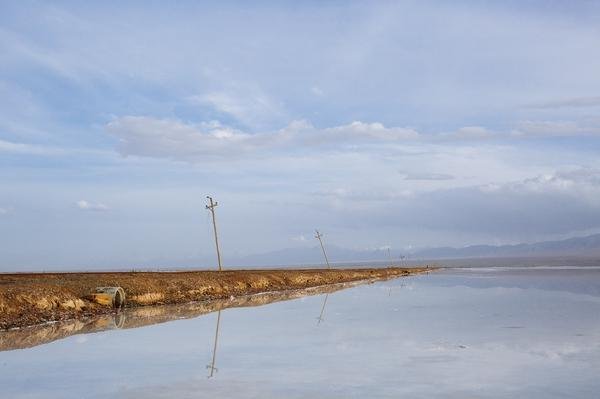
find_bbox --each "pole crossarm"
[205,200,218,210]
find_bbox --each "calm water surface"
[1,267,600,398]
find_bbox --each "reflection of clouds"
[445,267,600,295]
[408,354,459,363]
[525,342,600,361]
[123,327,600,399]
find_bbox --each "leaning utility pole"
[206,196,223,271]
[314,229,331,269]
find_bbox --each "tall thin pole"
[314,229,331,269]
[206,196,223,271]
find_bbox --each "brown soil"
[0,267,430,330]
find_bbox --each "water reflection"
[387,281,406,296]
[316,294,329,325]
[2,268,599,399]
[207,310,221,378]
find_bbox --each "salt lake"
[1,267,599,398]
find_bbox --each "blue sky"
[2,1,600,269]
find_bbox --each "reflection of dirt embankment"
[0,267,430,331]
[1,279,373,351]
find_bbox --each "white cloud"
[323,121,419,141]
[76,200,109,211]
[434,120,600,140]
[0,207,9,215]
[106,116,420,162]
[499,168,600,206]
[512,120,600,137]
[107,116,254,161]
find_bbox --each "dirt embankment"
[0,281,363,351]
[0,267,430,330]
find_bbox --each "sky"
[1,1,600,270]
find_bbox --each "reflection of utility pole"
[315,230,331,269]
[390,282,406,297]
[316,293,329,325]
[206,196,223,271]
[206,310,222,378]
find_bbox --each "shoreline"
[1,279,375,351]
[0,267,431,330]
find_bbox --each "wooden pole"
[314,229,331,269]
[206,196,223,271]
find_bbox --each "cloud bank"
[319,168,600,238]
[106,117,420,161]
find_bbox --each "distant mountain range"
[67,233,600,271]
[228,233,600,267]
[413,233,600,259]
